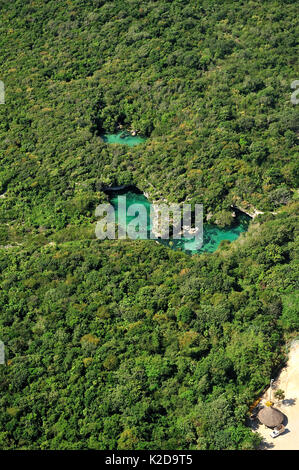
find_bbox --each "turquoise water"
[102,132,146,146]
[110,191,250,255]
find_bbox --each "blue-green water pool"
[110,191,250,255]
[102,132,146,146]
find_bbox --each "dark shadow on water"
[103,184,143,195]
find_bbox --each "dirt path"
[256,341,299,450]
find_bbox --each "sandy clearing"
[256,341,299,450]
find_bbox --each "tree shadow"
[247,417,260,431]
[260,440,275,450]
[282,398,296,407]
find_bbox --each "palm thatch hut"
[257,406,285,428]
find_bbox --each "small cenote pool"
[102,132,146,146]
[107,189,251,255]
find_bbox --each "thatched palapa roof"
[257,406,285,428]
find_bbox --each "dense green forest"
[0,0,298,450]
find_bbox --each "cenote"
[101,132,146,146]
[106,188,251,255]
